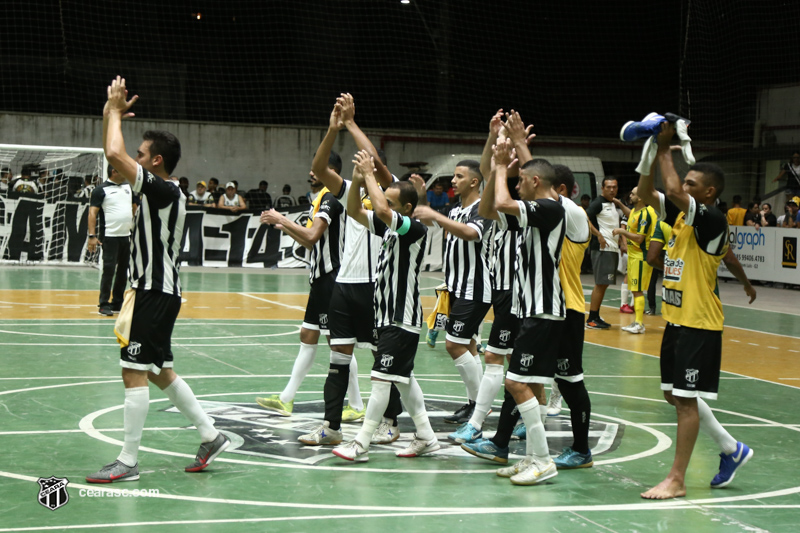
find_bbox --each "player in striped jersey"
[255,153,355,417]
[332,151,439,461]
[88,77,228,484]
[413,160,492,424]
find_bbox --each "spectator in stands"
[13,166,40,196]
[744,202,760,227]
[0,167,11,195]
[74,175,95,200]
[275,184,295,208]
[778,199,798,228]
[188,181,215,206]
[580,193,591,211]
[217,181,247,212]
[427,180,449,208]
[246,180,273,211]
[773,151,800,196]
[177,176,190,197]
[759,203,778,227]
[208,177,222,202]
[726,195,746,226]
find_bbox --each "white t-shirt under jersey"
[334,178,382,283]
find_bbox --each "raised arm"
[636,158,661,214]
[311,103,345,197]
[493,138,521,217]
[338,93,392,189]
[655,122,691,213]
[260,209,328,250]
[480,109,504,179]
[103,76,140,184]
[505,110,534,166]
[346,165,369,228]
[478,168,499,221]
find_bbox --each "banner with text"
[718,226,798,283]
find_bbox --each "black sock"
[588,310,598,320]
[557,378,592,454]
[383,383,403,425]
[490,389,520,449]
[323,363,350,431]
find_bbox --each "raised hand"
[505,110,534,146]
[351,149,373,183]
[408,173,427,199]
[337,93,356,124]
[492,138,514,167]
[106,76,138,119]
[329,103,344,130]
[489,109,505,137]
[656,121,676,151]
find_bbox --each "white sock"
[346,356,364,411]
[453,352,481,401]
[280,342,318,403]
[473,354,484,382]
[396,377,435,441]
[621,283,630,307]
[698,398,737,454]
[163,377,218,443]
[469,364,504,430]
[518,397,549,463]
[117,386,149,467]
[355,381,390,448]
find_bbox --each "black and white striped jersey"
[489,220,519,291]
[440,200,492,303]
[308,191,345,282]
[335,179,382,283]
[367,211,427,331]
[500,198,566,319]
[129,165,186,297]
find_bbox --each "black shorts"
[328,282,378,350]
[660,323,722,400]
[554,309,585,382]
[303,271,337,335]
[445,296,491,345]
[591,250,618,285]
[507,317,564,384]
[486,289,519,355]
[372,326,419,384]
[120,289,181,375]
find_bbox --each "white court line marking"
[779,378,800,380]
[0,327,298,340]
[238,292,306,311]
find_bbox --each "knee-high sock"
[473,354,484,382]
[280,342,318,403]
[117,386,149,467]
[469,364,504,430]
[324,350,352,431]
[395,377,435,441]
[621,283,630,307]
[518,397,549,462]
[454,352,481,401]
[383,384,403,424]
[346,356,364,411]
[557,378,592,454]
[490,388,520,449]
[355,380,390,448]
[163,377,218,442]
[698,397,737,454]
[634,294,645,324]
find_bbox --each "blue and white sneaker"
[553,447,594,469]
[511,422,527,440]
[620,112,665,142]
[461,438,509,464]
[448,422,483,444]
[710,441,753,488]
[426,329,438,348]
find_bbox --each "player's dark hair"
[456,159,483,182]
[106,165,115,178]
[329,150,342,174]
[209,177,219,186]
[601,176,618,188]
[732,194,742,204]
[143,130,181,174]
[552,164,575,196]
[389,180,419,212]
[521,158,556,187]
[690,162,725,200]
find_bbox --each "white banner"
[718,226,798,283]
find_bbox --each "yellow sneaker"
[341,404,366,422]
[256,395,293,416]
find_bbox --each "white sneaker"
[297,421,343,446]
[510,458,558,485]
[371,421,400,444]
[332,440,369,462]
[621,322,646,334]
[546,390,562,417]
[496,458,531,478]
[395,435,440,457]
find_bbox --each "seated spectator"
[779,199,799,228]
[726,195,746,226]
[427,181,449,208]
[580,194,591,211]
[177,176,190,197]
[759,203,777,227]
[188,181,215,206]
[74,175,95,200]
[217,182,247,212]
[208,177,223,202]
[14,166,41,197]
[246,180,273,211]
[772,151,800,196]
[275,184,295,208]
[744,202,760,227]
[1,167,12,195]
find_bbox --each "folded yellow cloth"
[306,187,331,228]
[114,289,136,348]
[426,283,450,331]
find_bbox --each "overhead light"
[401,0,410,4]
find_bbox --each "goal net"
[0,144,105,265]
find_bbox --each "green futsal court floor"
[0,266,798,532]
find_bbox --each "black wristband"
[88,234,96,238]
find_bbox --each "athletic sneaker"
[448,422,482,444]
[426,329,438,348]
[620,304,634,314]
[111,303,122,314]
[86,460,139,483]
[461,438,509,464]
[711,442,753,488]
[298,421,343,446]
[371,421,400,444]
[332,439,369,463]
[585,317,611,330]
[396,435,440,457]
[645,308,657,316]
[256,395,293,416]
[554,447,594,469]
[511,422,527,440]
[510,458,558,485]
[185,433,231,472]
[620,112,666,142]
[496,457,531,478]
[621,322,646,334]
[342,404,366,422]
[444,401,475,424]
[98,305,114,317]
[546,390,562,417]
[477,342,486,355]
